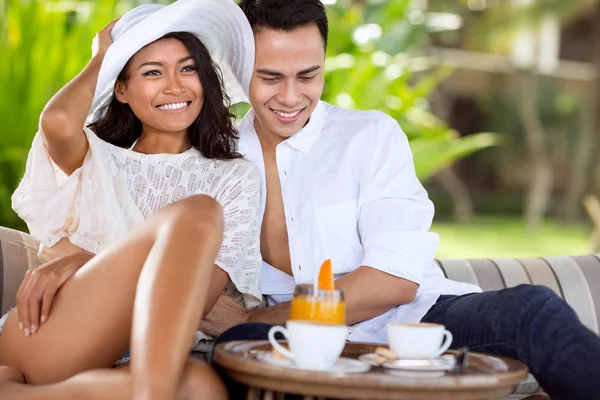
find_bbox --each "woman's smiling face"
[114,37,204,137]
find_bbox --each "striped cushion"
[436,255,600,335]
[437,255,600,396]
[0,226,40,315]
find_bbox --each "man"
[202,0,600,398]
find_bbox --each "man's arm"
[335,115,439,323]
[333,266,417,324]
[245,266,417,325]
[199,264,419,335]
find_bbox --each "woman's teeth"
[157,102,189,111]
[273,109,301,118]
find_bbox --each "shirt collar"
[239,100,327,154]
[285,100,326,154]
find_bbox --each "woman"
[0,0,260,399]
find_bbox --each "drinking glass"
[288,284,346,325]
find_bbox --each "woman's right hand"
[16,252,93,336]
[91,18,120,59]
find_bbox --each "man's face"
[249,24,325,142]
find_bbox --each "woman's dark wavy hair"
[88,32,241,160]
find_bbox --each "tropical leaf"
[411,132,503,180]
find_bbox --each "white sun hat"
[89,0,254,121]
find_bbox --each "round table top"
[213,341,529,400]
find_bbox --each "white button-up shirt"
[238,101,481,343]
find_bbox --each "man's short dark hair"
[239,0,328,49]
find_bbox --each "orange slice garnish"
[317,259,334,290]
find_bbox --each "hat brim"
[89,0,254,121]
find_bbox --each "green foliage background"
[0,0,497,231]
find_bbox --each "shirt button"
[291,217,294,222]
[298,265,302,270]
[284,170,287,176]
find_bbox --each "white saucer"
[358,353,455,377]
[256,351,371,373]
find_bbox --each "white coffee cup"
[387,322,453,359]
[268,320,348,370]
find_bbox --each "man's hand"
[198,294,249,337]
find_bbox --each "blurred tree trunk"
[517,71,553,232]
[429,90,475,222]
[561,3,600,223]
[434,168,474,221]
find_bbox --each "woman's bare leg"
[0,359,227,400]
[0,195,226,399]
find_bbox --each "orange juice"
[289,294,346,325]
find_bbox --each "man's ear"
[114,81,128,104]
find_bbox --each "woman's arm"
[38,238,94,264]
[39,19,118,175]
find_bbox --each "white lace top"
[11,127,262,309]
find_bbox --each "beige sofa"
[1,225,598,398]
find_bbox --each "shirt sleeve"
[11,128,140,254]
[213,161,262,309]
[11,131,80,247]
[358,116,440,285]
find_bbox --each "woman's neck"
[133,130,191,154]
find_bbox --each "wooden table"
[213,341,529,400]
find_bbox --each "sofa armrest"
[0,226,40,315]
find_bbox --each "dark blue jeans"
[421,284,600,400]
[215,284,600,400]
